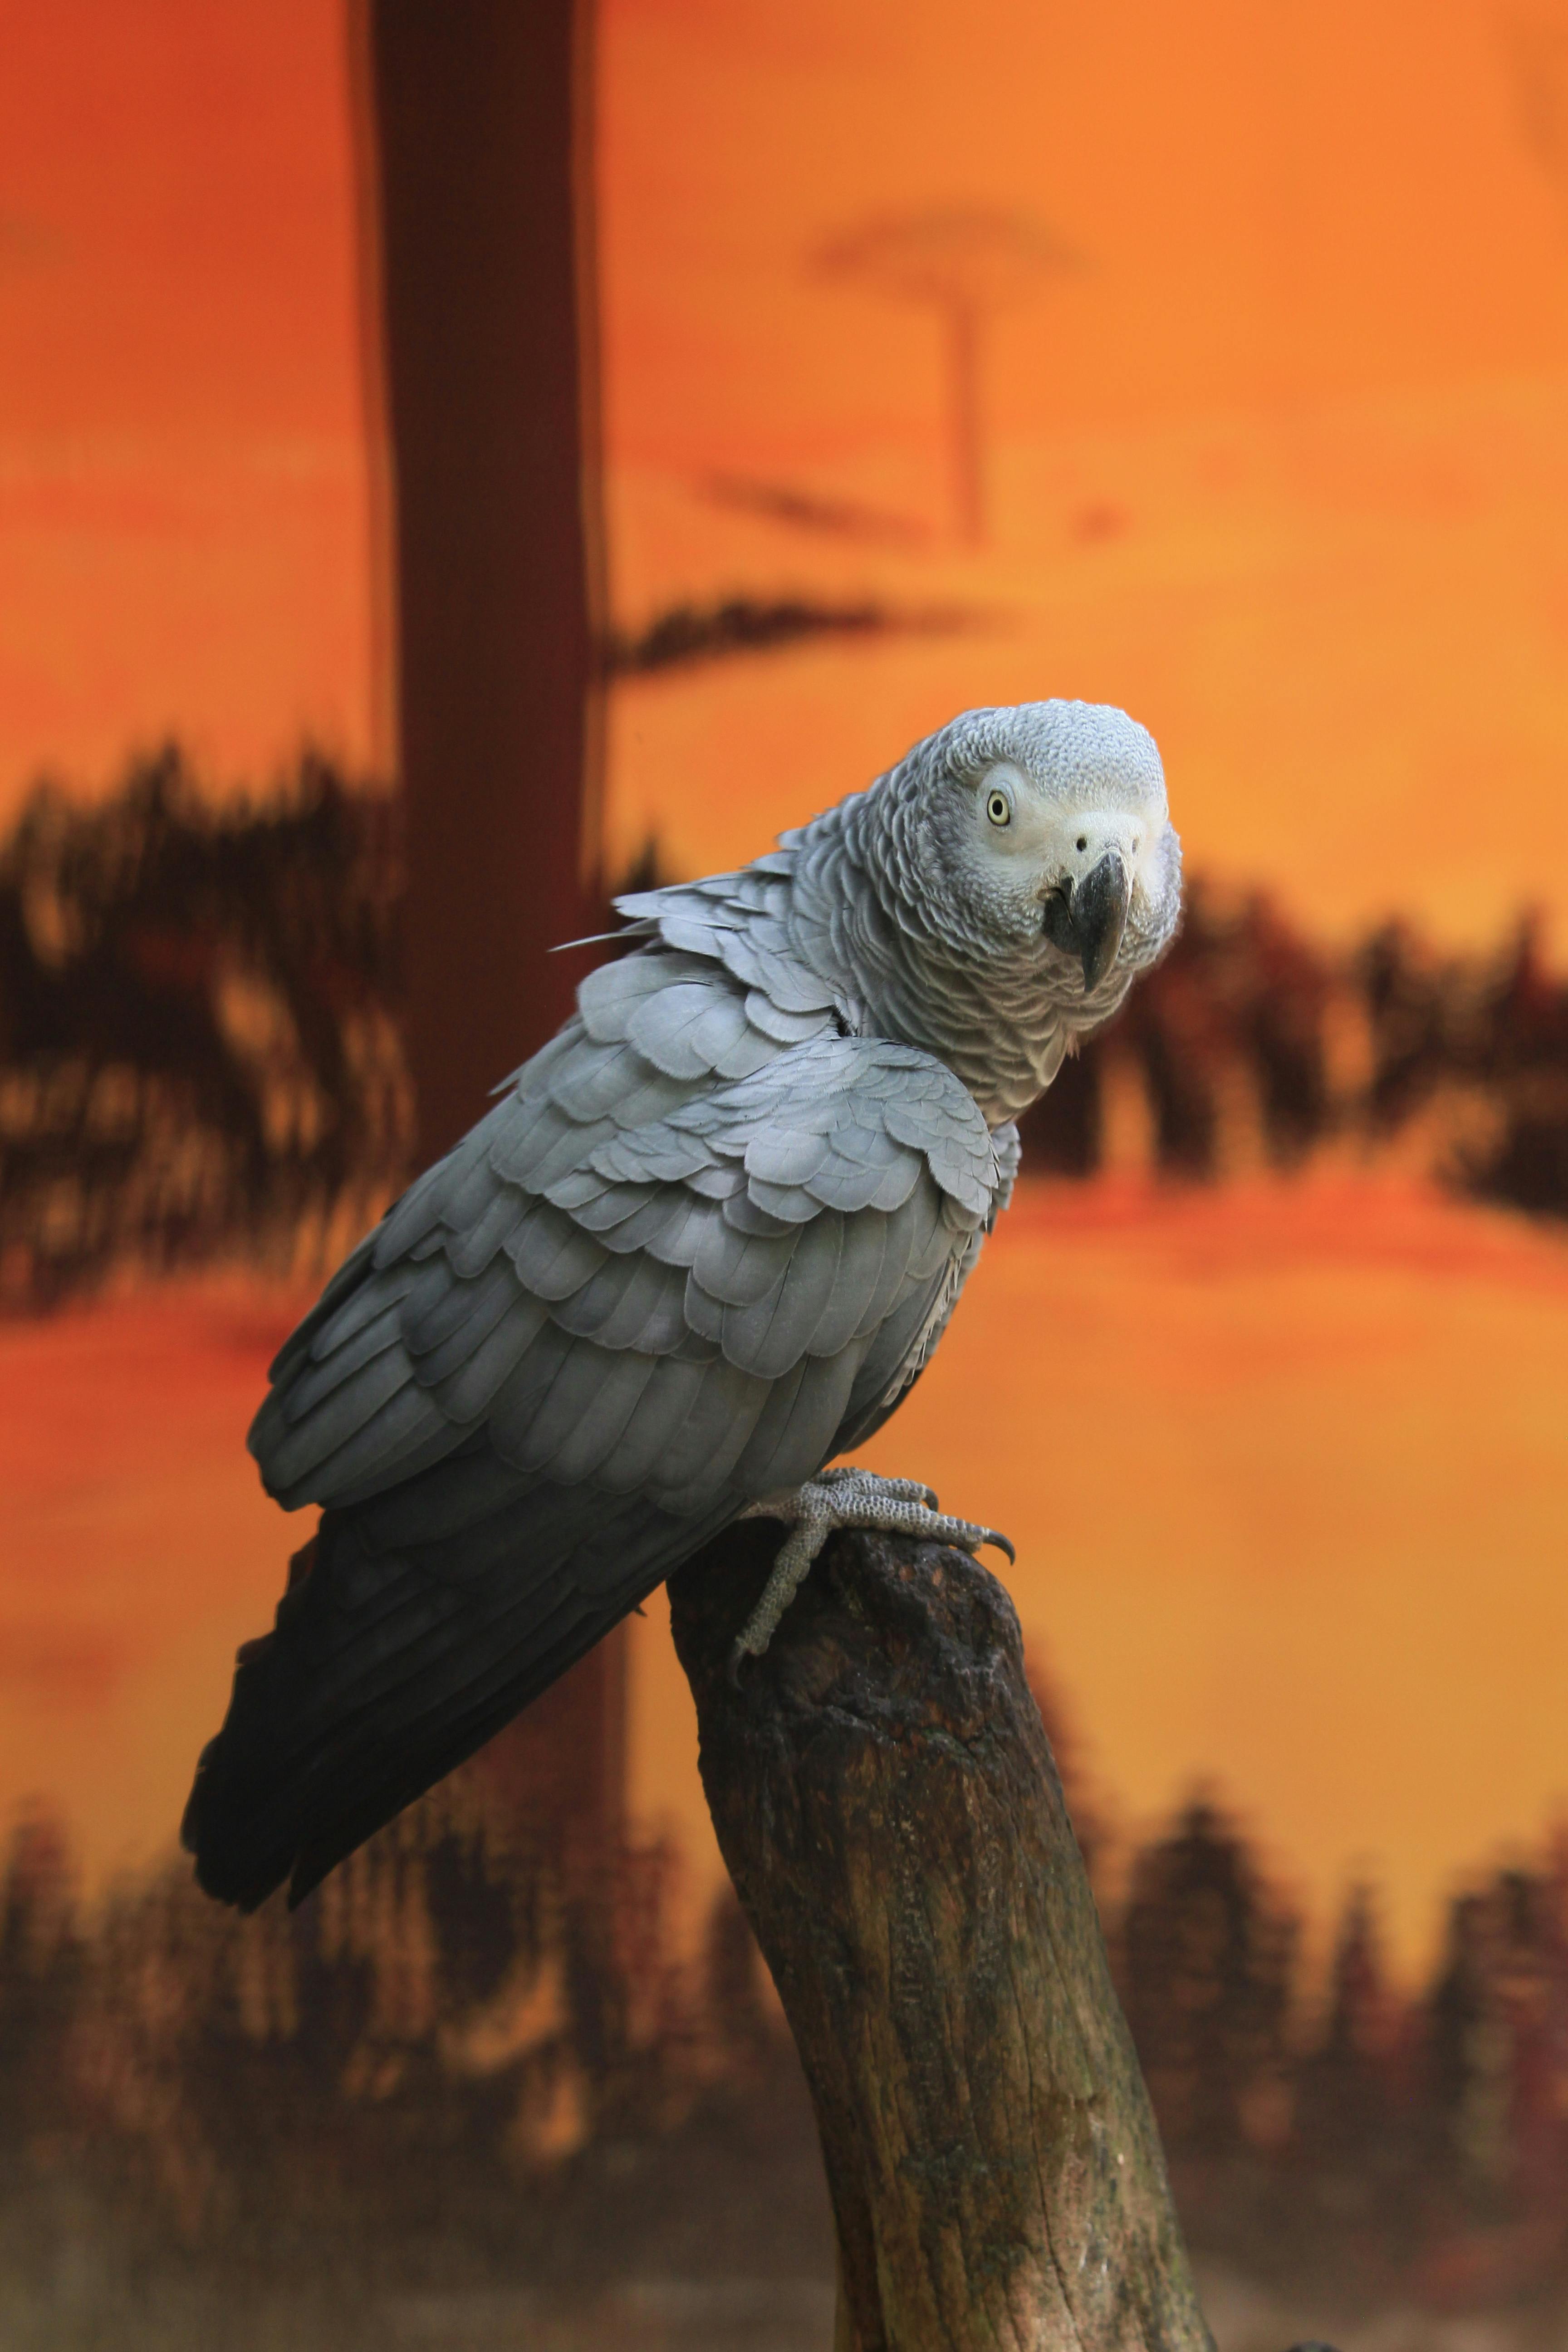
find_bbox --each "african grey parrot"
[184,699,1181,1908]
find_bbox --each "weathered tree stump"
[668,1521,1215,2352]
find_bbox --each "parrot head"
[886,699,1182,1009]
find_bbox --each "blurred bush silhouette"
[0,747,409,1306]
[1020,879,1568,1213]
[5,1765,1568,2325]
[4,750,1566,1309]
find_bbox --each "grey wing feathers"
[251,951,1006,1527]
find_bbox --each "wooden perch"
[668,1521,1216,2352]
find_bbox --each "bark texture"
[669,1521,1215,2352]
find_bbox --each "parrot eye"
[985,789,1011,828]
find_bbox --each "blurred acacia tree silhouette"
[813,209,1080,544]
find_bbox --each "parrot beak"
[1041,851,1131,991]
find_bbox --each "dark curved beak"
[1041,852,1131,992]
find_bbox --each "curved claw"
[981,1529,1016,1565]
[726,1639,752,1689]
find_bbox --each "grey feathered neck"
[616,741,1171,1129]
[777,778,1132,1128]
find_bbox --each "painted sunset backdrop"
[5,0,1568,1984]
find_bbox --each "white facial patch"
[963,756,1171,931]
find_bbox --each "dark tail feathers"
[181,1512,619,1911]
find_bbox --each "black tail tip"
[180,1731,294,1914]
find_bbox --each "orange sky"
[598,0,1568,457]
[0,0,374,786]
[598,0,1568,948]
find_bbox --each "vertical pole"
[354,0,623,1867]
[360,0,605,1168]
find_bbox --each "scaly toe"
[908,1510,1016,1567]
[846,1470,936,1508]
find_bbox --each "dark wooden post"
[360,0,606,1165]
[356,0,622,1862]
[669,1523,1216,2352]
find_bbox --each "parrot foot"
[729,1467,1014,1680]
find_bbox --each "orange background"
[4,0,1568,1975]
